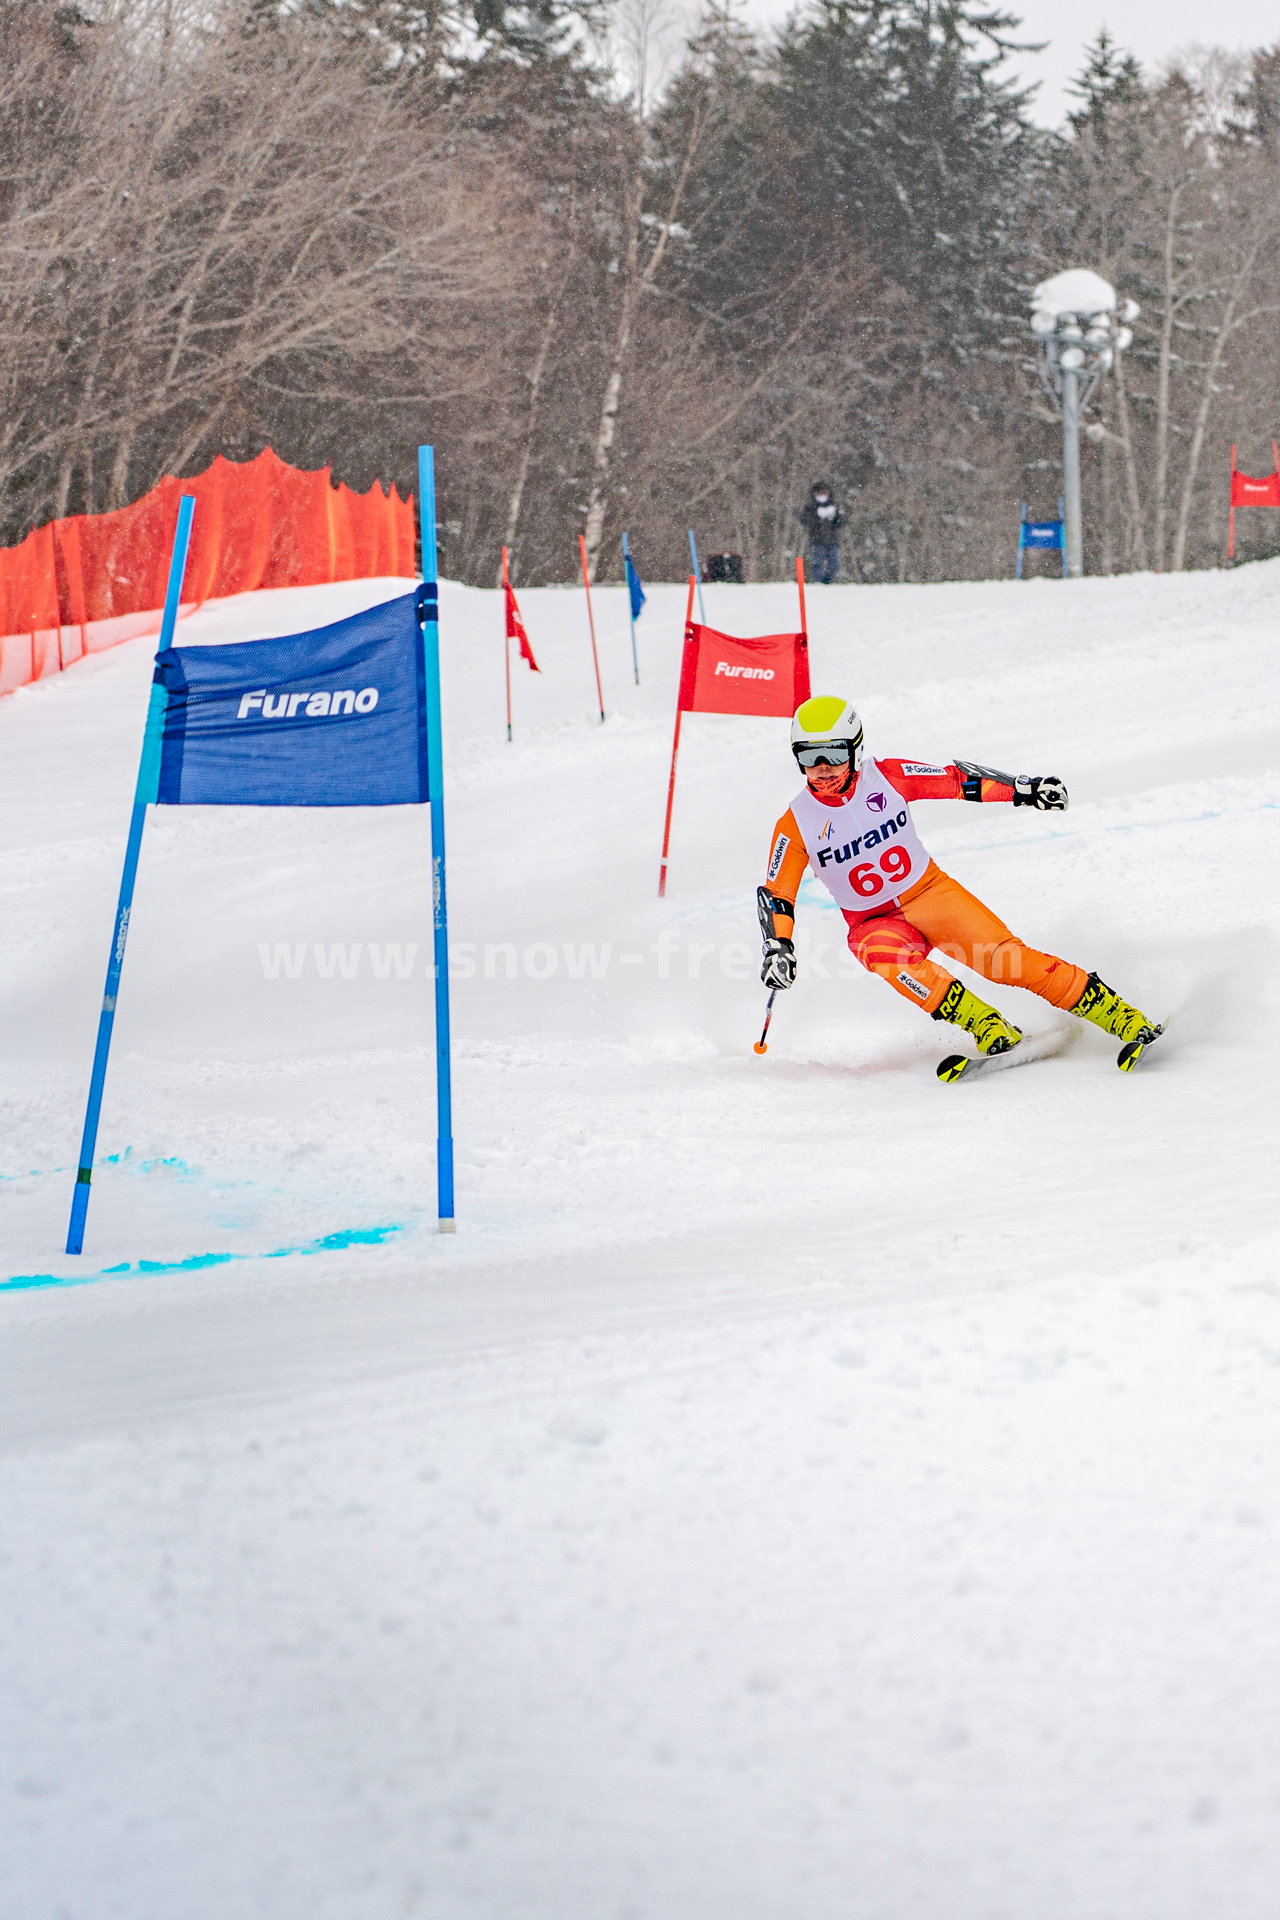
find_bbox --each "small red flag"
[504,576,540,672]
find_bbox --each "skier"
[758,696,1162,1077]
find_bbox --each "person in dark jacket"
[799,483,844,583]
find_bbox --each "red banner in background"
[0,447,415,696]
[677,620,810,718]
[1227,442,1280,559]
[1230,468,1280,506]
[658,565,812,895]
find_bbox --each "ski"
[936,1028,1064,1083]
[937,1046,1022,1083]
[939,1018,1169,1081]
[1117,1021,1166,1072]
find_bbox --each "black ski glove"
[761,938,796,990]
[1013,774,1068,811]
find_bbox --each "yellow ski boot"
[933,980,1022,1081]
[1069,972,1163,1070]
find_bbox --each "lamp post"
[1029,269,1138,579]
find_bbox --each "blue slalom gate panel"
[1016,499,1068,579]
[66,447,456,1254]
[155,591,429,807]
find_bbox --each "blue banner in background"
[154,589,429,807]
[1021,520,1064,550]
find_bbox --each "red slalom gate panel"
[0,448,416,696]
[658,565,812,894]
[1230,470,1280,506]
[678,620,810,718]
[1227,443,1280,558]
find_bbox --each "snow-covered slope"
[2,563,1279,1918]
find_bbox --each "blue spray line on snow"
[93,1148,286,1189]
[3,1221,408,1293]
[1,1151,276,1190]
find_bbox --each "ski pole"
[753,989,778,1055]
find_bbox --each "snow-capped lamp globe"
[1028,270,1139,579]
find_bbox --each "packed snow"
[2,558,1279,1919]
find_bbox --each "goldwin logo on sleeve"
[236,689,380,719]
[896,971,931,1001]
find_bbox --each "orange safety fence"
[0,447,416,697]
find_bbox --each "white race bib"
[791,760,932,910]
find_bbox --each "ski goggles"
[794,742,854,768]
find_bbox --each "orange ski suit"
[764,759,1088,1015]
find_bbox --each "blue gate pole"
[1015,500,1027,581]
[687,529,707,625]
[1059,495,1068,579]
[417,446,455,1231]
[65,494,195,1255]
[621,530,640,685]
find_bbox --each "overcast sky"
[736,0,1279,126]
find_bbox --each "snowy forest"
[3,0,1280,584]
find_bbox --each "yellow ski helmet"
[790,695,864,771]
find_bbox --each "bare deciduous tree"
[0,0,530,536]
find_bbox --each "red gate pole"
[658,576,698,898]
[658,712,684,899]
[1228,445,1237,560]
[578,533,605,723]
[795,554,808,635]
[501,547,514,743]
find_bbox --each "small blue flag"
[153,589,428,807]
[624,548,646,621]
[1021,520,1064,550]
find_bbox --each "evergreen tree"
[768,0,1038,352]
[1229,42,1280,149]
[1065,27,1145,136]
[650,6,786,351]
[1035,28,1150,268]
[248,0,605,75]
